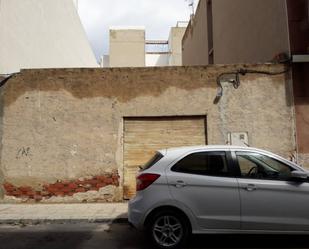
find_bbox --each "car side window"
[236,152,293,181]
[171,152,230,177]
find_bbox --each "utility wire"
[213,64,291,104]
[0,74,17,87]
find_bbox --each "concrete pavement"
[0,203,128,224]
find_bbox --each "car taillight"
[136,173,160,191]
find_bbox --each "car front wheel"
[147,211,190,249]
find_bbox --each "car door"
[234,150,309,231]
[166,150,240,230]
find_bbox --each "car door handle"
[173,180,187,188]
[244,184,257,191]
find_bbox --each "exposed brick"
[11,190,23,197]
[4,186,15,192]
[3,183,15,192]
[3,183,14,188]
[105,178,113,184]
[87,179,99,186]
[47,187,58,194]
[19,186,33,193]
[3,173,120,201]
[62,187,71,193]
[68,183,78,189]
[41,191,51,197]
[53,183,64,189]
[75,188,86,193]
[25,191,36,197]
[96,183,106,188]
[95,176,107,182]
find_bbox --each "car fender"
[142,198,200,232]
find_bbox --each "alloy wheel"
[152,215,183,248]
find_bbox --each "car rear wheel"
[147,211,190,249]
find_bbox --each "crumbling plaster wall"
[0,65,296,202]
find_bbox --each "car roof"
[156,145,304,171]
[158,145,274,155]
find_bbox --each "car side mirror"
[291,170,309,181]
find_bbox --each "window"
[141,152,163,171]
[236,152,293,181]
[172,152,229,177]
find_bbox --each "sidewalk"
[0,203,128,224]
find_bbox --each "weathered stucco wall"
[0,65,296,203]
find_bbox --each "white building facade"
[0,0,98,75]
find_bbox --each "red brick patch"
[96,183,106,188]
[19,186,32,193]
[3,170,120,201]
[53,183,64,189]
[68,183,78,189]
[75,187,86,193]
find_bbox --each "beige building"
[168,26,187,66]
[106,25,186,67]
[0,64,296,202]
[109,27,146,68]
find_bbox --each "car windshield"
[141,152,163,171]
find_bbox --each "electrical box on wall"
[228,132,249,147]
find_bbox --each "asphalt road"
[0,223,308,249]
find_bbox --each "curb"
[0,217,128,225]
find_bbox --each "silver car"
[128,146,309,249]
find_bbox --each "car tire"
[147,210,190,249]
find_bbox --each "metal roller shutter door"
[123,116,207,199]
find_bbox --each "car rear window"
[141,152,163,171]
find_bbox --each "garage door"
[123,116,207,199]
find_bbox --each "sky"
[77,0,194,60]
